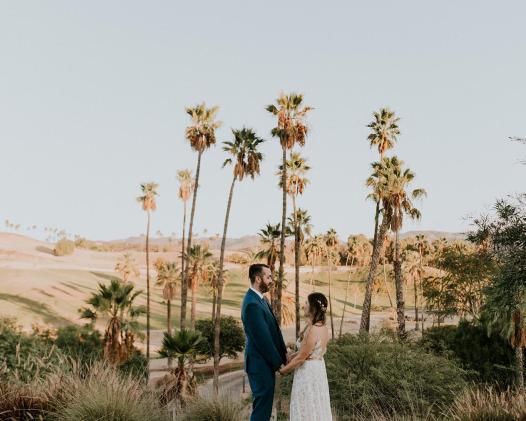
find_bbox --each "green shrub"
[319,333,467,419]
[0,318,66,383]
[177,394,243,421]
[54,324,103,364]
[118,349,148,379]
[53,238,75,256]
[195,316,245,363]
[420,320,516,386]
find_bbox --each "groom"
[241,264,288,421]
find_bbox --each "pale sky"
[1,1,525,241]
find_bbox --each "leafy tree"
[115,253,140,283]
[194,316,244,363]
[472,198,526,390]
[422,241,496,324]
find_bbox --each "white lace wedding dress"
[289,337,333,421]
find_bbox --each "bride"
[278,292,333,421]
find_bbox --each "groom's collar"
[249,286,264,300]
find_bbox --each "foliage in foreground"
[177,394,244,421]
[285,332,468,419]
[446,387,526,421]
[0,360,168,421]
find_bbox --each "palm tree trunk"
[167,300,172,334]
[275,146,287,326]
[180,201,187,328]
[292,195,301,340]
[182,151,202,329]
[213,176,236,395]
[383,262,394,307]
[516,346,524,391]
[327,251,335,339]
[212,286,216,322]
[339,255,353,337]
[146,211,151,364]
[372,201,380,252]
[394,229,406,339]
[191,279,196,329]
[414,277,419,331]
[360,216,390,333]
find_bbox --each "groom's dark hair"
[249,264,269,284]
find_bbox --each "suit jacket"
[241,288,287,373]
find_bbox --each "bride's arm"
[278,329,317,375]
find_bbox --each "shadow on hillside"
[36,245,54,255]
[0,293,70,326]
[91,271,121,282]
[32,288,54,298]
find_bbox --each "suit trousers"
[247,367,275,421]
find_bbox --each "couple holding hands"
[241,264,333,421]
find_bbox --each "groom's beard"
[260,282,272,294]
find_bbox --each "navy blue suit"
[241,288,287,421]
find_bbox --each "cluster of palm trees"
[133,98,427,399]
[359,108,426,339]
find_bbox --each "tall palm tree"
[115,253,140,283]
[266,93,312,326]
[325,228,338,339]
[213,127,264,394]
[177,169,195,326]
[279,153,311,339]
[383,157,426,339]
[255,222,281,306]
[137,182,158,362]
[287,208,312,339]
[157,329,204,406]
[80,279,145,365]
[154,258,180,335]
[360,158,398,332]
[186,244,213,328]
[182,103,221,329]
[367,108,400,249]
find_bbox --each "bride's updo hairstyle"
[308,292,328,325]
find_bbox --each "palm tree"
[279,153,311,339]
[182,103,221,329]
[256,222,281,306]
[304,235,324,291]
[413,234,430,330]
[213,127,264,394]
[339,235,361,337]
[154,258,180,335]
[266,93,312,326]
[186,244,213,328]
[385,159,426,339]
[115,253,140,283]
[367,108,400,250]
[325,228,338,339]
[157,329,204,406]
[80,279,145,365]
[177,169,195,325]
[137,182,158,362]
[287,208,312,339]
[360,158,398,332]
